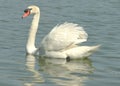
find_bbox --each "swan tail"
[88,45,101,52]
[84,45,101,57]
[64,45,101,59]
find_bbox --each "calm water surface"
[0,0,120,86]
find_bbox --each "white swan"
[22,5,100,59]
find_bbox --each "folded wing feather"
[41,22,88,51]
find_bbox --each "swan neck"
[26,12,40,54]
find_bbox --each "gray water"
[0,0,120,86]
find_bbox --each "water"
[0,0,120,86]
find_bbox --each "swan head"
[22,5,40,18]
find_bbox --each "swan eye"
[24,8,32,13]
[24,9,28,13]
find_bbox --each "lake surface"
[0,0,120,86]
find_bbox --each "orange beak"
[22,9,31,18]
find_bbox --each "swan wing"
[41,22,88,51]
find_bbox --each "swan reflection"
[24,55,44,86]
[38,57,94,86]
[24,55,94,86]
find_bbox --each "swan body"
[22,5,100,59]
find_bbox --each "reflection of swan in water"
[38,57,94,86]
[24,55,44,86]
[23,55,94,86]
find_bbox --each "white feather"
[41,22,88,51]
